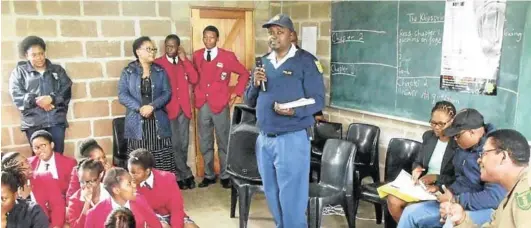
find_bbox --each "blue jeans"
[25,125,66,154]
[397,201,494,228]
[256,129,310,228]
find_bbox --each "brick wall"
[0,0,270,167]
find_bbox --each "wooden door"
[190,7,255,177]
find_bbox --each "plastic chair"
[355,138,422,228]
[307,139,358,228]
[112,117,127,168]
[310,120,343,182]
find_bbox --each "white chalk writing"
[332,31,364,44]
[399,29,442,46]
[396,78,460,105]
[331,63,357,77]
[407,13,445,24]
[503,28,523,42]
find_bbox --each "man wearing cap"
[244,14,325,227]
[192,25,250,189]
[440,129,531,228]
[398,109,506,228]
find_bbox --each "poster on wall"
[439,0,506,95]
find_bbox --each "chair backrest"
[319,139,357,190]
[346,123,380,165]
[112,117,127,159]
[311,120,343,151]
[232,104,257,126]
[384,138,422,182]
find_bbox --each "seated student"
[398,109,507,228]
[128,148,197,228]
[105,207,136,228]
[2,151,65,227]
[66,159,111,228]
[85,167,162,228]
[440,129,531,228]
[27,130,77,197]
[1,156,49,228]
[67,139,112,200]
[387,101,458,222]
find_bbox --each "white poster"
[440,0,506,95]
[302,26,318,57]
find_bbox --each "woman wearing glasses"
[118,36,176,175]
[386,101,458,222]
[66,159,110,228]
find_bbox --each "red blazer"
[28,152,77,198]
[154,56,198,119]
[192,48,250,114]
[84,194,162,228]
[66,166,79,201]
[137,169,184,228]
[66,189,89,228]
[31,172,65,227]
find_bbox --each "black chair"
[345,123,382,223]
[307,139,357,228]
[354,138,422,228]
[112,117,127,168]
[310,120,343,182]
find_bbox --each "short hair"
[132,36,152,59]
[104,207,136,228]
[79,139,103,158]
[30,130,53,144]
[78,158,105,178]
[431,101,456,118]
[103,167,129,195]
[20,35,46,57]
[127,148,155,170]
[203,25,220,38]
[164,34,181,46]
[487,129,530,166]
[1,154,27,193]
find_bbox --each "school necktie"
[172,57,176,65]
[207,50,211,62]
[45,163,50,171]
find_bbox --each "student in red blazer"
[1,151,65,227]
[192,25,250,188]
[128,148,194,228]
[154,34,198,190]
[66,159,110,228]
[27,130,77,198]
[85,167,162,228]
[66,139,112,200]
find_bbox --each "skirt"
[127,118,176,173]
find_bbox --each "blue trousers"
[256,129,310,228]
[397,201,494,228]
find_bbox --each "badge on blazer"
[221,72,228,80]
[217,62,224,68]
[283,70,293,76]
[315,61,323,74]
[516,190,531,210]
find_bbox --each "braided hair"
[104,207,136,228]
[431,101,456,118]
[1,152,27,193]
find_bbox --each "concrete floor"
[181,181,385,228]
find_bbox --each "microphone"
[255,57,266,92]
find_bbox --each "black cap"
[444,109,485,137]
[262,14,295,31]
[30,130,53,143]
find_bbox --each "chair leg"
[307,197,324,228]
[238,185,253,228]
[342,195,357,228]
[374,203,383,224]
[230,184,237,218]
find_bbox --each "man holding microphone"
[244,14,325,227]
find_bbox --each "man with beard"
[244,14,325,227]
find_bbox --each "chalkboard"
[330,1,531,138]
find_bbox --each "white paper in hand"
[277,98,315,109]
[390,170,437,201]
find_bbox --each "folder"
[377,170,437,203]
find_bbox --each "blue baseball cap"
[262,14,295,32]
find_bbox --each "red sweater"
[154,56,198,119]
[31,172,65,227]
[136,169,185,228]
[84,194,161,228]
[192,48,250,114]
[28,152,77,201]
[66,189,89,228]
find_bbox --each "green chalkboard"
[330,1,531,138]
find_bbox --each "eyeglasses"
[80,178,99,186]
[142,47,158,53]
[32,143,49,151]
[429,119,450,128]
[479,148,502,158]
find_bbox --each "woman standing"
[118,36,175,174]
[8,36,72,154]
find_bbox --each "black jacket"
[6,199,49,228]
[8,60,72,130]
[412,130,457,186]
